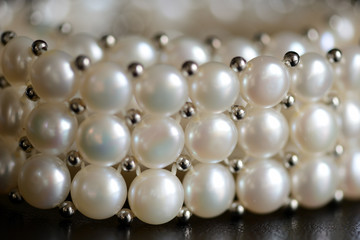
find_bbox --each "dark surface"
[1,195,360,240]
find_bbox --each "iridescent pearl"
[339,148,360,199]
[236,158,290,214]
[80,62,132,113]
[1,36,34,86]
[76,114,130,166]
[183,163,235,218]
[217,37,259,63]
[291,155,339,208]
[290,104,338,154]
[189,62,240,113]
[135,64,188,116]
[291,52,333,102]
[239,56,290,108]
[335,46,360,91]
[185,113,237,163]
[30,50,78,102]
[339,96,360,139]
[63,33,103,62]
[237,108,289,158]
[26,103,78,155]
[128,169,184,225]
[18,154,71,209]
[71,165,127,219]
[131,116,184,169]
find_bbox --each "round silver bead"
[326,93,341,110]
[59,201,76,218]
[230,201,245,216]
[8,189,23,203]
[228,159,244,173]
[327,48,342,63]
[230,105,246,121]
[69,98,87,114]
[334,189,344,203]
[19,136,33,153]
[283,51,300,67]
[284,152,299,169]
[334,144,344,157]
[0,76,10,89]
[1,31,16,45]
[177,206,192,223]
[58,22,72,35]
[25,85,40,101]
[179,102,196,118]
[286,198,299,212]
[75,55,91,71]
[230,56,247,72]
[153,32,169,49]
[181,61,198,77]
[117,208,134,225]
[128,62,144,78]
[281,94,296,108]
[32,40,48,56]
[176,154,192,172]
[254,32,271,46]
[125,109,142,127]
[101,34,117,48]
[66,150,82,167]
[205,35,222,50]
[121,156,137,172]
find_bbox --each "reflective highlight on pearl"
[340,148,360,199]
[217,37,259,63]
[76,114,130,166]
[185,113,237,163]
[183,163,235,218]
[237,108,289,158]
[335,46,360,91]
[26,103,78,155]
[71,165,127,219]
[131,116,184,169]
[339,97,360,139]
[236,159,290,214]
[128,169,184,225]
[18,154,71,209]
[63,33,103,62]
[189,62,240,113]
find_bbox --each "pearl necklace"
[1,0,360,225]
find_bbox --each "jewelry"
[1,0,360,226]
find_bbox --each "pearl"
[217,37,259,63]
[80,62,132,113]
[107,35,158,67]
[290,104,338,154]
[291,155,339,208]
[71,165,127,219]
[339,148,360,199]
[237,108,289,158]
[291,52,333,102]
[18,154,71,209]
[1,36,34,86]
[26,103,78,155]
[30,50,78,102]
[239,56,290,108]
[189,62,240,113]
[131,116,184,169]
[128,169,184,225]
[339,96,360,139]
[236,158,290,214]
[183,163,235,218]
[76,114,130,166]
[135,64,188,116]
[335,45,360,91]
[62,33,103,62]
[185,113,237,163]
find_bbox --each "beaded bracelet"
[1,0,360,226]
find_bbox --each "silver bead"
[25,85,40,101]
[58,22,72,35]
[1,31,16,45]
[69,98,87,114]
[176,154,192,172]
[32,40,48,56]
[334,144,344,157]
[205,35,222,50]
[0,75,10,89]
[66,150,82,167]
[117,208,134,225]
[284,152,299,169]
[179,102,196,118]
[254,32,271,46]
[121,156,137,172]
[125,109,142,127]
[334,189,344,203]
[181,61,198,77]
[228,159,244,173]
[327,48,342,63]
[153,32,169,49]
[230,105,246,121]
[230,56,247,72]
[281,94,296,108]
[59,201,76,218]
[325,93,341,110]
[75,55,91,71]
[128,62,144,78]
[229,201,245,216]
[286,198,299,212]
[8,189,23,203]
[304,27,319,42]
[19,136,33,153]
[283,51,300,67]
[177,206,192,222]
[101,34,117,48]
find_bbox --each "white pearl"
[237,108,289,158]
[80,62,132,113]
[131,116,184,169]
[291,52,333,102]
[30,50,78,102]
[71,165,127,219]
[290,104,338,154]
[164,36,210,67]
[183,163,235,218]
[189,62,240,113]
[26,103,78,155]
[76,114,130,166]
[217,37,259,63]
[339,96,360,139]
[135,64,188,116]
[236,158,290,214]
[239,56,290,108]
[185,113,237,163]
[63,33,103,62]
[339,148,360,199]
[107,35,157,67]
[18,154,71,209]
[335,46,360,91]
[291,155,339,208]
[1,36,34,86]
[128,169,184,225]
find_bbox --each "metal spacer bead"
[179,102,196,118]
[66,150,82,167]
[125,109,142,127]
[229,201,245,216]
[128,62,144,78]
[327,48,342,63]
[334,144,344,157]
[121,156,137,172]
[286,198,299,212]
[284,152,299,169]
[334,189,344,203]
[25,85,40,101]
[176,154,192,172]
[31,40,48,56]
[101,34,117,48]
[59,201,76,218]
[228,159,244,173]
[153,32,169,49]
[0,76,10,89]
[230,56,247,72]
[281,94,296,109]
[181,61,198,77]
[19,136,33,153]
[326,93,341,110]
[75,55,91,71]
[230,105,246,121]
[117,208,134,225]
[177,206,192,223]
[254,32,271,46]
[283,51,300,67]
[58,22,72,35]
[205,35,222,51]
[8,189,23,203]
[69,98,86,114]
[1,31,16,45]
